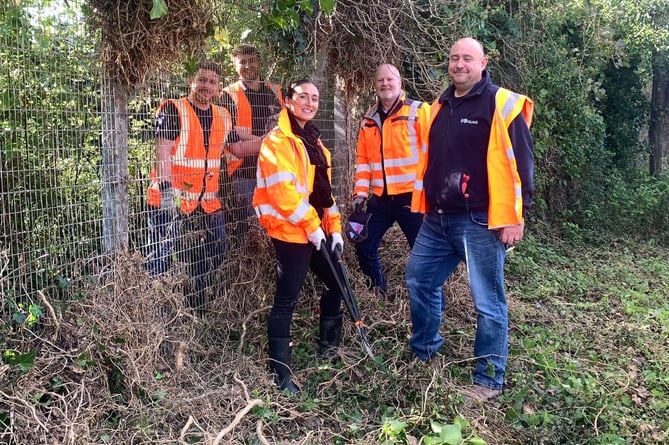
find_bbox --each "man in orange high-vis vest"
[222,44,283,237]
[145,62,232,306]
[352,63,430,299]
[407,38,534,402]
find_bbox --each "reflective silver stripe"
[506,147,522,203]
[217,104,232,138]
[225,85,252,131]
[173,100,191,164]
[170,99,210,168]
[355,178,371,188]
[500,91,522,121]
[327,204,340,216]
[384,101,420,168]
[505,147,516,161]
[371,178,384,188]
[173,158,207,169]
[182,190,217,201]
[263,171,295,188]
[254,203,274,217]
[369,162,383,170]
[255,198,312,226]
[254,201,309,225]
[498,90,524,207]
[386,172,416,184]
[286,201,311,225]
[296,139,311,197]
[414,180,424,191]
[384,155,418,168]
[355,164,371,173]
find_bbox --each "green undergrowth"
[284,234,669,444]
[500,235,669,444]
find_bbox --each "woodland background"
[1,0,668,444]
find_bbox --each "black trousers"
[268,238,343,339]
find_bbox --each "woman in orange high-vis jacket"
[253,80,343,394]
[145,62,232,307]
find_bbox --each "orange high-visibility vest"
[412,88,533,228]
[252,109,341,243]
[147,98,231,214]
[223,80,283,176]
[353,92,430,198]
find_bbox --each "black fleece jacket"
[424,70,534,216]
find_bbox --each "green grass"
[500,236,669,444]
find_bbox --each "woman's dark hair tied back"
[287,79,314,98]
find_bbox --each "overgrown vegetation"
[1,229,668,443]
[2,0,669,443]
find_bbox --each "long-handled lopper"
[321,240,375,359]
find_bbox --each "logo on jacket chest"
[460,118,479,125]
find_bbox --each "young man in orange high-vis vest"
[407,38,534,402]
[222,44,283,238]
[145,62,232,306]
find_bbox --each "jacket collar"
[368,90,406,118]
[276,108,320,140]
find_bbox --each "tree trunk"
[649,58,669,176]
[100,70,129,253]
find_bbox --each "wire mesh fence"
[1,1,356,313]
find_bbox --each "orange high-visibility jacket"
[223,80,283,176]
[252,109,341,243]
[412,88,533,228]
[147,98,232,214]
[353,92,431,198]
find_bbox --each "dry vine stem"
[212,399,264,444]
[208,373,266,444]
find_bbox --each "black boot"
[268,337,300,394]
[319,312,343,359]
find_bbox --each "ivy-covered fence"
[0,1,352,314]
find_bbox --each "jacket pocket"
[470,211,489,227]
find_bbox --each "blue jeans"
[146,207,180,276]
[406,211,508,390]
[146,207,228,292]
[354,193,423,295]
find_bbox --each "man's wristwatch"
[158,181,172,192]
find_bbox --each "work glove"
[307,227,326,250]
[330,232,344,253]
[352,196,366,212]
[161,186,178,210]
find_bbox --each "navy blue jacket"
[424,70,534,215]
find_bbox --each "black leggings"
[268,238,343,339]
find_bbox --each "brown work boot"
[459,384,503,402]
